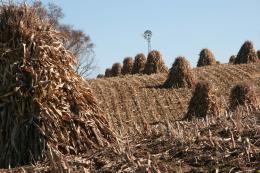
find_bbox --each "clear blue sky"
[41,0,260,77]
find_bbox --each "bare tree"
[32,1,97,78]
[58,24,96,77]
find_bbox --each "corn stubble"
[0,3,115,168]
[6,105,259,172]
[86,43,260,172]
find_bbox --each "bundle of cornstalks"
[110,63,122,77]
[186,82,221,120]
[143,50,168,75]
[229,55,236,64]
[234,41,258,64]
[229,83,258,111]
[97,74,104,78]
[197,48,217,67]
[0,3,115,168]
[132,53,146,74]
[121,57,133,75]
[163,57,195,88]
[105,68,112,77]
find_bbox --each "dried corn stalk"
[0,3,115,168]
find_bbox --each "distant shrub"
[229,83,258,111]
[197,48,217,67]
[143,50,168,75]
[111,63,122,77]
[186,82,220,120]
[163,57,195,88]
[132,53,146,74]
[105,68,112,77]
[97,74,104,78]
[121,57,134,75]
[234,41,258,64]
[229,55,236,64]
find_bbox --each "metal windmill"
[143,30,152,53]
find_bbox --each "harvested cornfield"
[2,108,259,172]
[105,68,112,77]
[111,63,122,77]
[121,57,133,75]
[234,41,258,64]
[132,53,146,74]
[1,2,260,173]
[229,83,258,111]
[85,62,260,172]
[186,82,221,120]
[163,57,196,88]
[229,55,236,64]
[143,50,168,75]
[0,3,114,168]
[197,48,217,67]
[89,62,260,135]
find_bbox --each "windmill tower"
[143,30,152,54]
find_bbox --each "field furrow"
[89,63,260,130]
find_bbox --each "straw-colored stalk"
[0,3,115,168]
